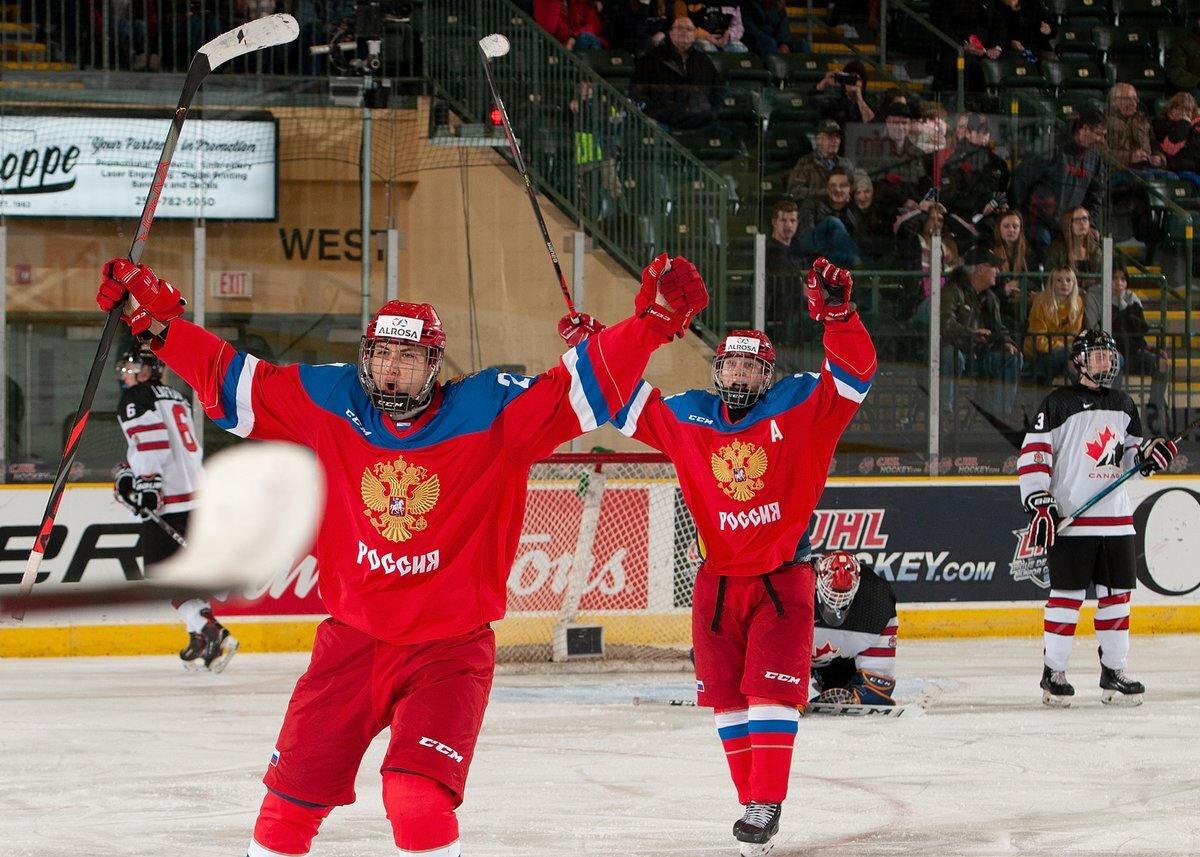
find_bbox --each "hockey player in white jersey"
[809,551,899,706]
[1018,329,1176,707]
[114,345,238,672]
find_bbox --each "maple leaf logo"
[1084,425,1118,465]
[813,641,839,660]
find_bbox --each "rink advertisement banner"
[1,478,1199,624]
[0,115,278,220]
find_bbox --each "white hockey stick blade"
[804,702,913,717]
[200,13,299,69]
[151,442,324,591]
[479,33,511,58]
[632,697,697,707]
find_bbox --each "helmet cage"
[1071,330,1121,389]
[816,551,861,626]
[358,338,443,418]
[712,331,776,408]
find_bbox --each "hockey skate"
[733,802,781,857]
[179,611,239,673]
[1100,665,1144,706]
[1040,666,1074,707]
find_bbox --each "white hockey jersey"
[117,381,203,514]
[1018,383,1142,537]
[811,569,898,681]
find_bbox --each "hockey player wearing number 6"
[1019,328,1177,708]
[97,252,706,857]
[113,344,237,672]
[577,258,875,857]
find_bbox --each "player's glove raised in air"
[98,258,186,339]
[634,253,709,339]
[1023,489,1059,551]
[1138,436,1177,475]
[814,670,896,706]
[806,257,855,323]
[558,313,606,348]
[114,464,163,515]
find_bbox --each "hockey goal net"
[494,452,698,665]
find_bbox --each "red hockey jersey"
[154,315,670,645]
[611,317,876,577]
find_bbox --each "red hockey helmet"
[359,301,446,417]
[712,329,776,408]
[816,550,861,626]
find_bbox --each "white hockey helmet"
[816,550,861,626]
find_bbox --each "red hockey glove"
[805,257,855,322]
[99,258,186,338]
[558,313,606,347]
[1138,437,1177,475]
[634,254,709,339]
[1024,490,1059,551]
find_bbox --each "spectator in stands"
[989,0,1055,63]
[912,103,950,157]
[929,0,1002,99]
[604,0,671,54]
[941,246,1022,415]
[1084,266,1170,432]
[1107,84,1168,172]
[939,112,1010,246]
[741,0,806,54]
[797,167,865,266]
[631,16,721,130]
[1152,92,1200,191]
[674,1,748,51]
[873,88,909,123]
[175,0,221,68]
[1011,107,1107,260]
[1023,266,1084,384]
[812,60,876,126]
[1043,206,1103,291]
[765,199,810,358]
[787,119,856,202]
[860,101,930,223]
[1165,14,1200,102]
[534,0,608,50]
[95,0,157,70]
[896,203,960,322]
[852,170,894,264]
[766,198,806,275]
[292,0,354,75]
[991,210,1034,332]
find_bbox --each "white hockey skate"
[1100,665,1144,707]
[733,802,780,857]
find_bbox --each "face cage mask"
[359,338,443,419]
[1074,343,1121,389]
[816,560,860,627]
[712,354,774,408]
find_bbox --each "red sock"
[714,707,751,804]
[382,771,460,855]
[250,789,332,856]
[747,699,799,804]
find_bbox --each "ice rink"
[3,635,1199,856]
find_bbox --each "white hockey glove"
[1023,490,1059,551]
[1138,437,1177,476]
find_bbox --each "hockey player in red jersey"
[97,252,707,857]
[809,551,898,706]
[1019,329,1176,708]
[113,344,237,672]
[604,258,875,856]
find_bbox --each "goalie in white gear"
[810,551,898,706]
[114,345,238,672]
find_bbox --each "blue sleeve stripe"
[611,380,651,436]
[717,722,750,740]
[213,352,259,437]
[827,358,872,403]
[747,719,800,735]
[564,346,609,431]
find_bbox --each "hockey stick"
[477,33,580,322]
[12,14,300,620]
[2,442,325,612]
[143,508,187,549]
[1057,414,1200,534]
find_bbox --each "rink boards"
[2,476,1199,657]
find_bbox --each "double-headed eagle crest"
[711,439,768,502]
[361,456,441,543]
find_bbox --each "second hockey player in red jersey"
[97,252,707,857]
[1018,329,1176,708]
[607,258,876,856]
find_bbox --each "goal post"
[497,452,698,665]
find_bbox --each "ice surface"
[2,636,1198,856]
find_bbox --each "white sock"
[176,598,210,633]
[1043,589,1084,672]
[1094,585,1132,669]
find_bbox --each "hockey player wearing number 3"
[97,252,706,857]
[1019,329,1176,708]
[572,258,876,856]
[113,344,237,672]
